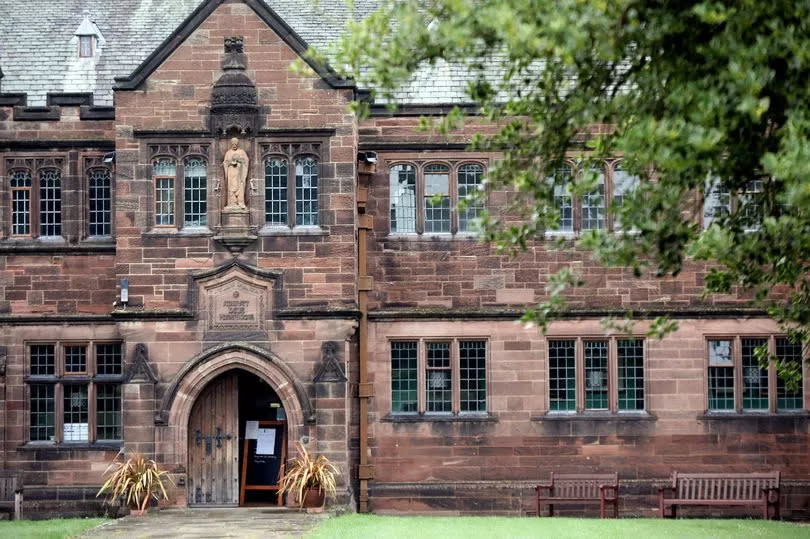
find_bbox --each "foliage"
[96,453,173,512]
[0,518,105,539]
[322,1,810,382]
[278,443,339,507]
[309,515,810,539]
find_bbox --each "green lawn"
[0,518,105,539]
[309,515,810,539]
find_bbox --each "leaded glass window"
[39,169,62,237]
[153,159,176,226]
[424,164,451,233]
[88,168,112,236]
[459,340,487,412]
[742,337,769,410]
[96,384,122,440]
[776,337,803,411]
[10,170,32,236]
[295,156,318,226]
[96,343,122,376]
[618,339,644,410]
[65,345,87,374]
[390,164,416,233]
[549,340,576,411]
[708,339,734,411]
[31,344,55,376]
[457,164,483,233]
[584,341,609,409]
[183,158,207,227]
[30,384,55,441]
[265,158,288,225]
[703,177,731,229]
[612,165,639,231]
[391,341,418,413]
[581,168,605,230]
[426,342,452,413]
[63,384,89,442]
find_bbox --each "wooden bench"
[535,472,619,518]
[0,472,23,520]
[658,471,780,519]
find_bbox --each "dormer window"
[79,36,93,58]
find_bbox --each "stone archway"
[154,343,313,506]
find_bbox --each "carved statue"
[223,137,249,210]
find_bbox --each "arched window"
[581,166,605,231]
[153,159,176,226]
[389,164,416,233]
[457,163,483,232]
[183,158,207,227]
[264,157,288,225]
[39,168,62,237]
[88,168,112,236]
[612,163,639,231]
[10,169,32,236]
[294,156,318,226]
[424,163,451,233]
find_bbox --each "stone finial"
[224,37,244,54]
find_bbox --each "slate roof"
[0,0,475,107]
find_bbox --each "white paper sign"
[63,423,88,442]
[256,428,276,455]
[245,421,259,440]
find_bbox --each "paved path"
[80,507,329,538]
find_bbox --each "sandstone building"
[0,0,807,518]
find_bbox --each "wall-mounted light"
[120,278,128,305]
[103,151,115,164]
[358,151,377,164]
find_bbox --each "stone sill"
[0,240,115,254]
[382,413,497,423]
[532,412,657,422]
[258,225,328,237]
[383,233,481,242]
[143,227,214,238]
[18,442,122,452]
[697,411,810,420]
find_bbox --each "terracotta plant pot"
[302,488,325,509]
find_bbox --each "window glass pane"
[582,167,605,230]
[742,338,769,410]
[618,339,644,410]
[776,337,803,410]
[708,339,734,411]
[265,158,288,225]
[11,170,32,236]
[549,340,576,411]
[30,384,55,441]
[65,345,87,373]
[79,36,93,57]
[96,343,122,376]
[154,159,176,226]
[584,341,609,409]
[96,383,122,440]
[63,384,89,442]
[295,156,318,226]
[88,168,112,236]
[30,344,55,376]
[183,159,207,227]
[703,177,731,229]
[390,164,416,233]
[612,165,639,231]
[391,341,418,413]
[741,179,763,229]
[424,164,450,233]
[459,340,486,412]
[551,166,573,232]
[426,342,451,412]
[39,169,62,237]
[457,164,483,233]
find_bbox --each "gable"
[114,0,356,92]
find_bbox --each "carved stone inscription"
[208,278,265,331]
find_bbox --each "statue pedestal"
[214,208,257,253]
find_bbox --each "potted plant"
[96,453,174,516]
[278,443,339,509]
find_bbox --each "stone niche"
[194,262,281,336]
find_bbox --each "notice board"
[240,420,287,505]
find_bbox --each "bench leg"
[671,505,676,519]
[549,503,554,517]
[600,498,605,519]
[614,499,618,519]
[14,492,22,521]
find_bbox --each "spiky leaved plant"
[278,442,339,507]
[96,453,174,513]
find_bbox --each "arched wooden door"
[187,372,239,505]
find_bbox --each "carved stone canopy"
[210,36,259,137]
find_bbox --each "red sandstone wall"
[113,1,357,310]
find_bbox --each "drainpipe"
[356,153,376,512]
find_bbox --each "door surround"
[156,343,311,506]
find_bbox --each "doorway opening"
[187,369,288,507]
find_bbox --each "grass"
[0,518,105,539]
[309,515,810,539]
